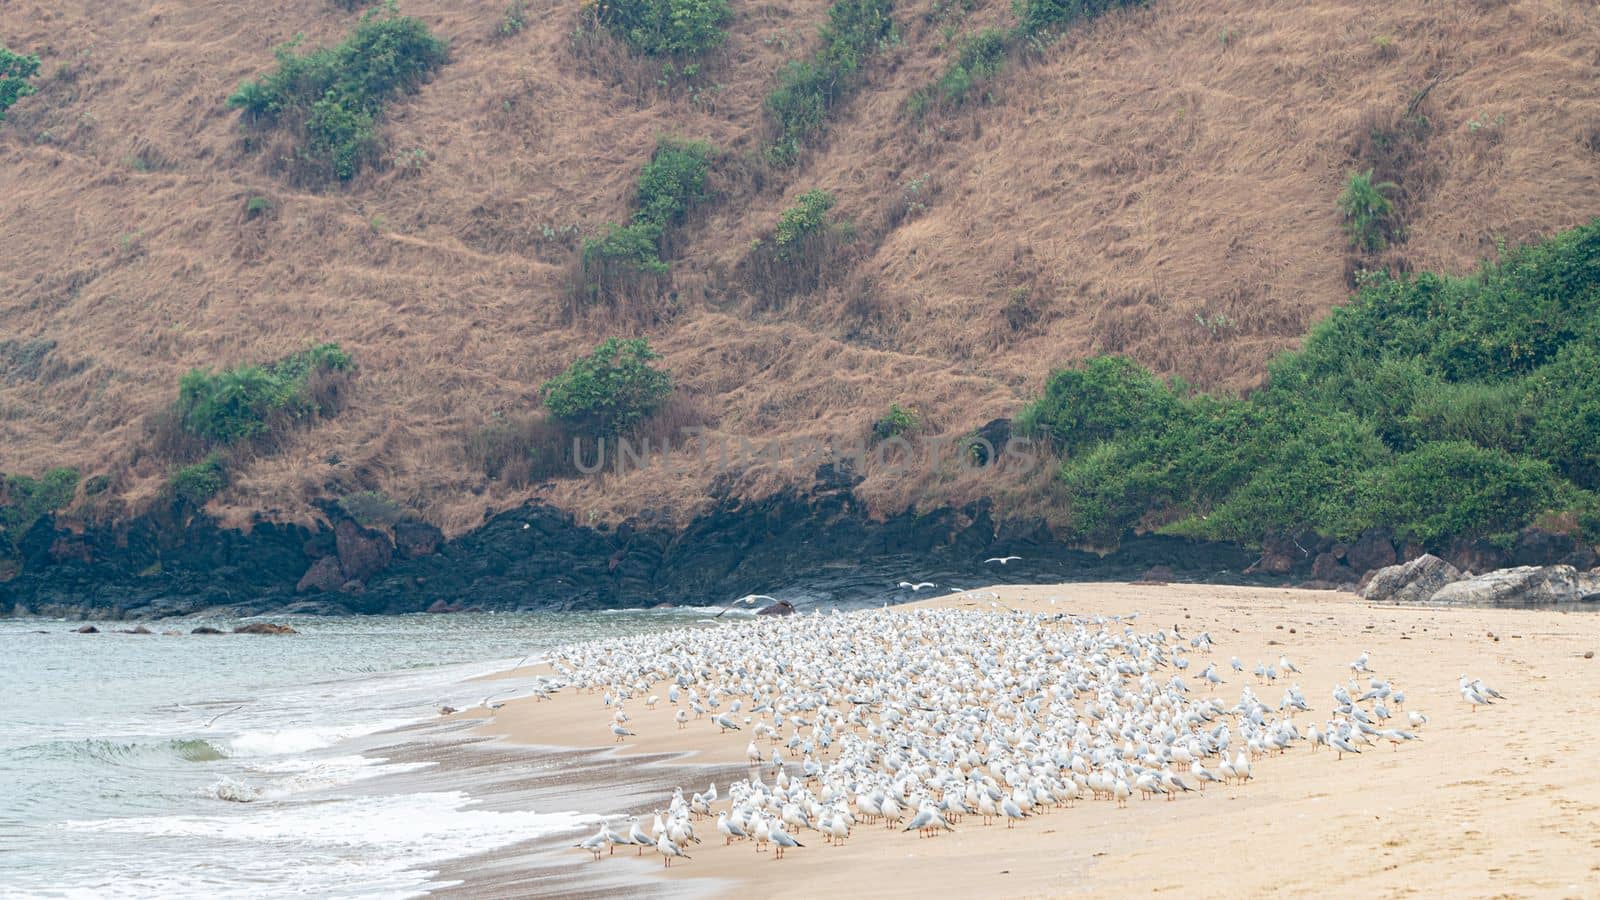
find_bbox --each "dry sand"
[475,584,1600,898]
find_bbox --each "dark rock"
[1311,552,1354,583]
[755,600,797,616]
[233,622,297,635]
[296,556,344,594]
[120,625,154,634]
[1361,554,1463,603]
[1511,527,1575,567]
[1448,539,1510,576]
[190,626,225,635]
[335,520,392,583]
[1430,565,1580,607]
[1132,565,1175,585]
[1346,530,1397,573]
[340,580,366,594]
[74,624,99,633]
[394,520,444,559]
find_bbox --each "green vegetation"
[915,0,1143,113]
[0,44,40,123]
[497,0,528,37]
[1339,169,1398,253]
[1020,221,1600,549]
[169,454,227,506]
[773,189,838,259]
[228,3,448,180]
[872,404,920,441]
[765,0,895,166]
[0,468,79,558]
[581,138,712,300]
[338,490,403,526]
[596,0,732,57]
[542,338,674,436]
[175,344,352,445]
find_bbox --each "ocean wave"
[3,736,231,767]
[224,719,413,758]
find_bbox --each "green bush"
[932,28,1008,107]
[1022,219,1600,550]
[175,344,352,445]
[0,44,40,123]
[583,222,668,275]
[872,403,919,441]
[542,338,674,436]
[765,0,895,165]
[579,139,712,299]
[597,0,732,57]
[1339,169,1398,253]
[634,138,712,230]
[774,190,837,257]
[170,454,228,506]
[228,3,448,180]
[1,467,79,547]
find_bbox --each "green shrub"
[578,139,712,301]
[170,454,227,506]
[0,44,40,123]
[498,0,528,37]
[1022,219,1600,550]
[338,490,404,526]
[774,189,837,257]
[765,0,895,165]
[634,138,712,230]
[597,0,732,57]
[83,474,112,495]
[932,28,1008,107]
[228,3,448,180]
[1,468,79,547]
[583,222,667,274]
[1339,169,1398,253]
[872,403,919,441]
[542,338,674,436]
[175,344,352,445]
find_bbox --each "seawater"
[0,609,730,898]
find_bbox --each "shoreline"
[466,582,1600,899]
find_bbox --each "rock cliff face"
[5,469,1270,619]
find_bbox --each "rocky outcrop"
[334,520,392,582]
[190,626,225,635]
[394,520,444,559]
[1345,530,1398,573]
[296,555,344,593]
[1579,568,1600,602]
[233,622,298,635]
[1429,565,1581,607]
[1361,554,1463,603]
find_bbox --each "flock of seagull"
[530,601,1500,870]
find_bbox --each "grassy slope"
[1,0,1598,536]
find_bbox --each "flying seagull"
[984,556,1022,565]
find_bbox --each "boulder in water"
[233,622,297,635]
[74,624,99,634]
[120,625,154,634]
[756,600,797,616]
[1429,565,1580,607]
[1360,554,1463,603]
[190,626,225,635]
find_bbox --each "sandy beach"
[474,584,1600,899]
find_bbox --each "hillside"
[3,0,1599,546]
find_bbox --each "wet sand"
[474,583,1600,898]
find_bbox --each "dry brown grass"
[3,0,1599,536]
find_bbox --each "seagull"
[984,556,1022,565]
[767,822,804,859]
[898,581,937,591]
[203,705,245,728]
[655,832,691,867]
[714,595,775,619]
[713,713,741,732]
[626,817,653,855]
[611,723,636,742]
